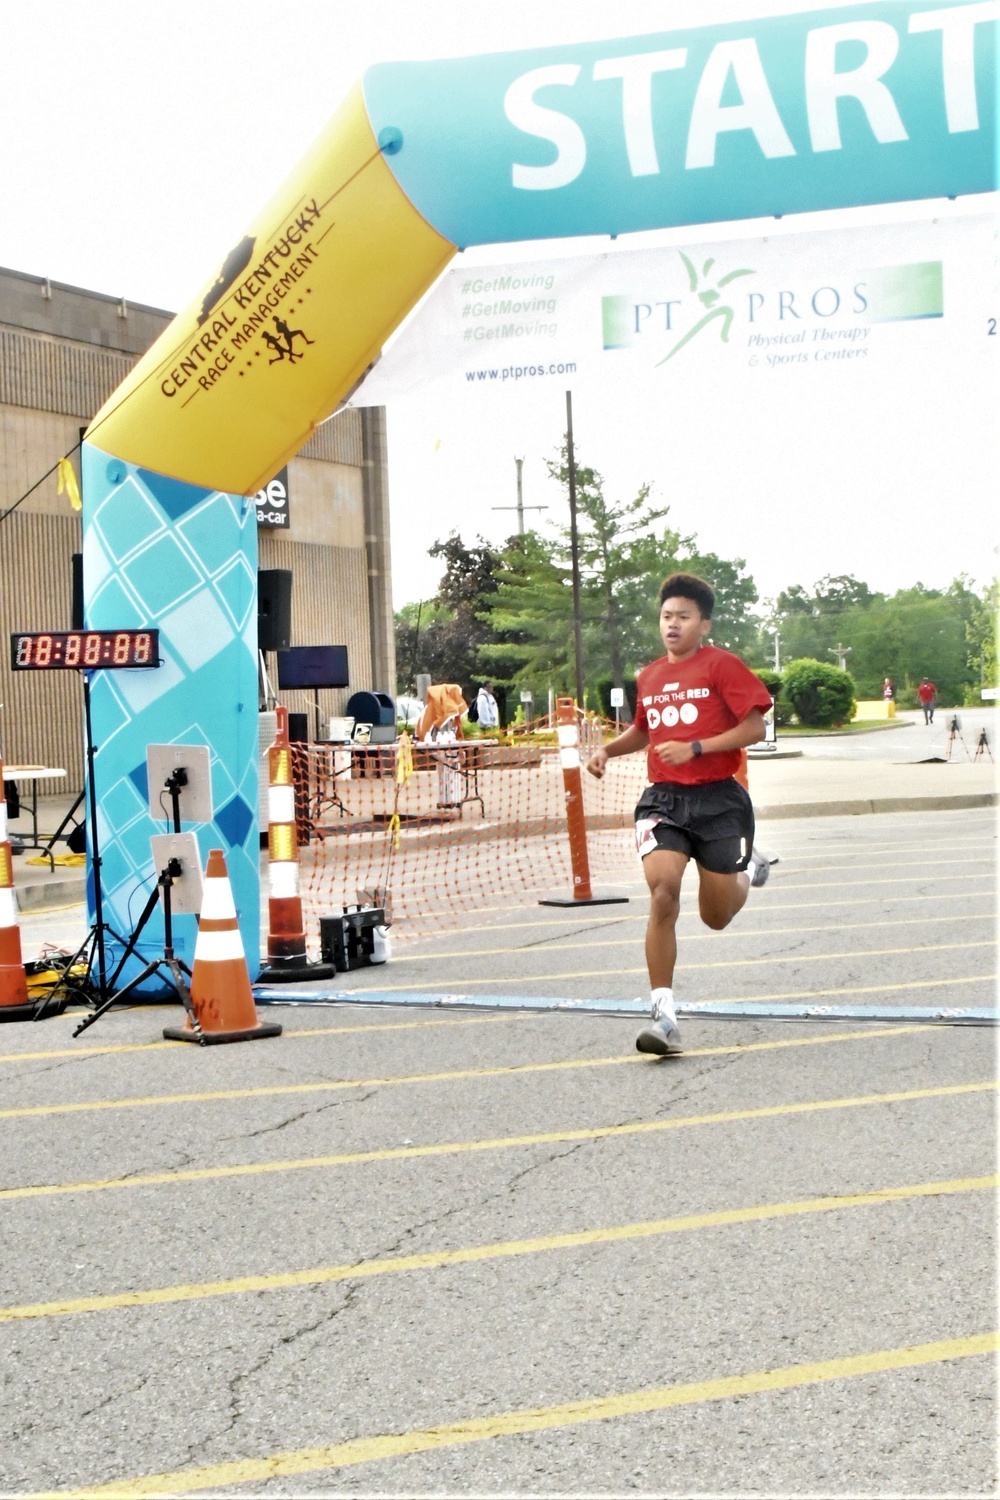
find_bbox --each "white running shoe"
[747,847,770,887]
[636,1014,683,1055]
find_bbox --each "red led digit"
[65,634,81,666]
[83,633,101,665]
[35,634,52,667]
[113,633,130,664]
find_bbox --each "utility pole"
[769,628,781,672]
[492,456,548,535]
[565,392,585,708]
[829,642,852,671]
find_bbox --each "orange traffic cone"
[258,706,333,983]
[163,848,281,1046]
[0,763,33,1022]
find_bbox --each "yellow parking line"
[390,916,990,965]
[0,1024,934,1121]
[756,871,991,890]
[783,840,995,863]
[417,889,992,940]
[1,1079,992,1205]
[367,870,993,928]
[4,1174,992,1324]
[0,1013,521,1067]
[33,1332,998,1497]
[784,854,993,871]
[366,965,996,996]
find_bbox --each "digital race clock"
[10,630,160,671]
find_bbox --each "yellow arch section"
[85,85,456,496]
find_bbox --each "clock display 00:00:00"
[10,630,159,670]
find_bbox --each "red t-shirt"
[917,682,936,703]
[634,645,773,785]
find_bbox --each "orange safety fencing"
[288,721,648,946]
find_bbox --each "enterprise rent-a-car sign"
[256,467,289,528]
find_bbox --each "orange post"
[0,763,32,1021]
[259,706,334,983]
[163,848,282,1045]
[557,697,593,899]
[538,700,628,908]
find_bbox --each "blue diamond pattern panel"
[216,794,255,852]
[178,494,246,576]
[82,443,260,994]
[93,477,165,563]
[138,468,213,522]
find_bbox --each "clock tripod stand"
[7,628,161,1021]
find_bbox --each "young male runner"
[586,573,773,1055]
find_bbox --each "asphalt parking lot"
[0,806,996,1495]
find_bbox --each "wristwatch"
[691,740,703,757]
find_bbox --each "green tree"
[965,578,999,702]
[393,534,502,696]
[540,445,759,685]
[767,573,988,705]
[477,531,575,700]
[545,448,673,688]
[811,574,875,612]
[775,584,814,614]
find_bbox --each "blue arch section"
[82,443,261,991]
[364,3,998,246]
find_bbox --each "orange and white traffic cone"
[258,706,333,983]
[0,763,33,1022]
[163,848,281,1045]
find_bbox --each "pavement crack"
[516,918,629,951]
[232,1089,380,1143]
[203,1284,364,1453]
[79,1371,150,1421]
[503,1141,588,1195]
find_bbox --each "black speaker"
[258,569,292,652]
[288,712,309,743]
[71,553,84,631]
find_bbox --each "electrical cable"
[0,439,82,527]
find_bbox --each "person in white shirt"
[475,683,500,729]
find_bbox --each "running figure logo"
[657,252,756,366]
[262,315,316,365]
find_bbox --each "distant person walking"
[882,677,895,702]
[917,678,937,725]
[474,683,499,729]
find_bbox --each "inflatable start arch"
[80,2,997,980]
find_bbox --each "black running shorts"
[634,778,755,874]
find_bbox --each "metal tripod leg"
[38,788,86,868]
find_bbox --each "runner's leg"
[642,848,688,989]
[696,865,750,930]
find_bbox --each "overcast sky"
[2,0,995,609]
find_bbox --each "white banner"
[354,215,996,405]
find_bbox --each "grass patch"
[778,719,906,737]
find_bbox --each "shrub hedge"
[782,658,856,727]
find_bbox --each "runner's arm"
[654,709,766,767]
[586,723,648,779]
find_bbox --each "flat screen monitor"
[277,645,349,690]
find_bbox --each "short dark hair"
[659,572,715,619]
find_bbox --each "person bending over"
[587,572,772,1055]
